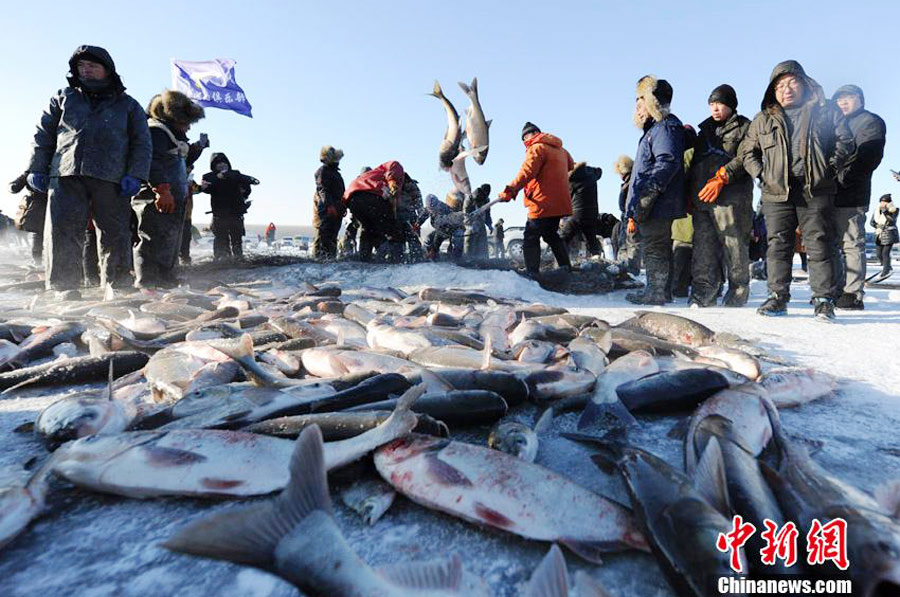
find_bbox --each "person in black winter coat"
[871,194,898,279]
[199,153,259,260]
[311,146,345,260]
[27,45,152,292]
[561,162,603,257]
[829,85,887,309]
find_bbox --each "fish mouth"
[865,570,900,597]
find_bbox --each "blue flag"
[171,59,252,117]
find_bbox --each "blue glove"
[119,175,142,197]
[26,173,48,194]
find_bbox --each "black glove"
[9,175,26,194]
[633,191,659,224]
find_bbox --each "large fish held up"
[429,80,462,170]
[458,77,490,165]
[374,433,648,563]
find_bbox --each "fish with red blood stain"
[374,434,648,563]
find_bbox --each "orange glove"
[497,185,516,202]
[698,167,729,203]
[153,183,175,214]
[627,218,637,235]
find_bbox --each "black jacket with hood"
[28,45,151,184]
[201,153,255,216]
[835,107,886,208]
[739,60,854,203]
[690,113,753,209]
[568,163,603,220]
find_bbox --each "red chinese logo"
[760,520,799,567]
[716,515,755,573]
[806,518,849,570]
[717,517,848,573]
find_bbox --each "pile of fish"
[0,276,896,596]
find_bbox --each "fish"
[458,77,490,165]
[577,324,613,356]
[165,425,480,596]
[616,368,732,414]
[488,409,553,463]
[139,301,208,321]
[567,337,608,377]
[0,322,86,370]
[0,460,54,551]
[513,340,560,363]
[245,410,449,441]
[341,477,397,525]
[0,351,149,393]
[578,350,656,430]
[52,385,423,499]
[348,390,507,427]
[756,367,836,408]
[375,434,648,563]
[209,333,309,387]
[419,287,499,305]
[616,311,716,348]
[425,368,530,406]
[695,345,761,380]
[567,434,746,596]
[517,366,596,402]
[759,397,900,594]
[430,80,462,169]
[366,317,452,356]
[144,342,239,401]
[510,317,577,346]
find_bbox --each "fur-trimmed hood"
[614,154,634,177]
[147,90,205,127]
[634,75,672,126]
[761,60,826,113]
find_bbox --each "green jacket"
[738,60,854,203]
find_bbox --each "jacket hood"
[210,153,232,170]
[67,45,125,93]
[524,132,562,149]
[614,154,634,177]
[635,75,672,125]
[147,90,205,126]
[761,60,825,112]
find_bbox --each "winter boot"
[835,292,864,310]
[626,287,667,305]
[814,297,836,322]
[722,286,749,307]
[757,293,789,317]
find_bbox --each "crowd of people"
[7,47,898,322]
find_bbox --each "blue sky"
[1,0,897,227]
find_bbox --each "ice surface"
[1,246,898,596]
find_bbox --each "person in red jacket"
[498,122,574,280]
[342,161,405,262]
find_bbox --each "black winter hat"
[708,84,738,110]
[832,84,865,107]
[653,79,673,106]
[521,122,541,139]
[881,194,893,203]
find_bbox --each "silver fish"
[458,78,490,165]
[430,80,462,169]
[340,477,397,525]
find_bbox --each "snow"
[1,244,899,596]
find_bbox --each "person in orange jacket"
[498,122,574,280]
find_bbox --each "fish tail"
[481,335,493,371]
[577,399,636,430]
[526,545,568,597]
[163,425,332,566]
[396,383,426,412]
[429,80,443,98]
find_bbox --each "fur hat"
[614,154,634,177]
[635,75,672,125]
[708,84,738,110]
[147,90,205,126]
[320,145,344,166]
[833,84,865,108]
[881,194,893,203]
[521,122,541,139]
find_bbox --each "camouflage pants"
[312,217,341,260]
[690,202,752,306]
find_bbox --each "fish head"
[35,398,126,450]
[488,422,537,462]
[53,432,158,474]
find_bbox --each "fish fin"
[163,425,331,567]
[429,80,442,98]
[558,539,604,564]
[486,119,492,128]
[525,544,568,597]
[377,553,462,591]
[533,408,554,435]
[590,454,617,475]
[692,436,731,515]
[335,327,345,348]
[396,383,426,412]
[105,360,114,401]
[874,480,900,518]
[13,421,34,433]
[666,417,690,440]
[573,570,613,597]
[481,335,493,371]
[577,399,636,430]
[1,377,37,394]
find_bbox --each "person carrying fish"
[26,45,152,294]
[342,161,405,262]
[199,153,259,261]
[561,162,603,258]
[464,183,492,261]
[624,76,686,305]
[739,60,854,321]
[497,122,574,281]
[131,91,206,289]
[419,194,465,260]
[311,146,346,260]
[687,84,754,308]
[396,173,425,262]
